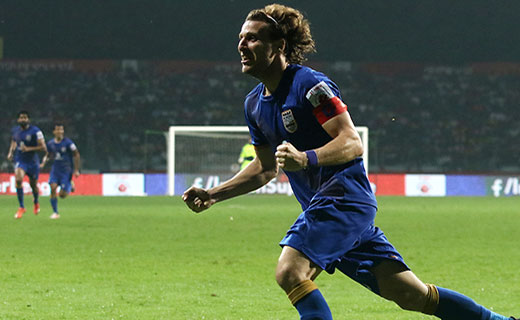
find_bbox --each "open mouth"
[240,55,252,65]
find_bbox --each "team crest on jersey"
[25,134,31,141]
[281,109,297,133]
[305,81,335,108]
[61,147,66,153]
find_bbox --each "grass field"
[1,195,518,319]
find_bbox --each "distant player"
[7,111,47,219]
[40,123,80,219]
[183,4,517,320]
[238,138,255,171]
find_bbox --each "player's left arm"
[314,111,363,165]
[276,111,362,171]
[72,149,81,177]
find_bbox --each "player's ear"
[277,39,286,54]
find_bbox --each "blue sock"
[294,289,332,320]
[16,188,24,208]
[434,287,509,320]
[50,197,58,213]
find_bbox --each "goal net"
[167,126,368,196]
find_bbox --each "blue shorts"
[49,169,73,193]
[15,161,40,180]
[279,197,408,295]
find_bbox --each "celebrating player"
[7,111,47,219]
[40,123,80,219]
[183,4,516,320]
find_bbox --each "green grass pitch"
[1,195,518,319]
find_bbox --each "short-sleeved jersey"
[46,137,77,173]
[244,64,377,209]
[11,125,44,164]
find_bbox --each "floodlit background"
[1,0,519,174]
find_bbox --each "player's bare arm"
[183,144,278,213]
[73,149,81,177]
[275,111,363,171]
[7,140,16,161]
[40,154,49,168]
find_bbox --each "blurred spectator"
[1,60,518,173]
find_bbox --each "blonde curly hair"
[245,4,316,64]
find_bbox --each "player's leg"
[276,246,332,320]
[59,189,68,198]
[49,183,60,219]
[28,176,40,214]
[14,166,26,218]
[26,162,40,214]
[373,259,512,320]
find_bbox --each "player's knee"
[393,290,425,311]
[382,286,429,312]
[275,263,302,292]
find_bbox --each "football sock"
[434,287,510,320]
[33,189,39,204]
[16,188,24,208]
[50,198,58,213]
[289,280,332,320]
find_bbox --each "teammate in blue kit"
[183,4,517,320]
[40,124,81,219]
[7,111,47,219]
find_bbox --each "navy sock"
[294,289,332,320]
[16,188,24,208]
[434,287,509,320]
[33,190,39,204]
[50,198,58,213]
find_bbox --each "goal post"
[168,125,368,196]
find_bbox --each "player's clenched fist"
[275,141,308,171]
[182,186,215,213]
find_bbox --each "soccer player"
[183,4,517,320]
[7,111,47,219]
[40,123,80,219]
[238,138,255,171]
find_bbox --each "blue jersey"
[244,64,376,209]
[47,138,77,173]
[11,125,44,164]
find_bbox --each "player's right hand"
[182,187,215,213]
[7,153,13,161]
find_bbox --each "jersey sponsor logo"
[281,109,297,133]
[61,147,66,153]
[305,81,335,108]
[25,134,31,142]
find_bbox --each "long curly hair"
[245,4,316,64]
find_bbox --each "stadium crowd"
[1,60,518,173]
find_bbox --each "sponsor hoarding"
[102,173,145,196]
[405,174,446,196]
[0,173,102,195]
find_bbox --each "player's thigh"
[276,246,322,292]
[372,259,428,302]
[14,167,26,182]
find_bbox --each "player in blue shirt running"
[7,111,47,219]
[40,124,81,219]
[183,4,517,320]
